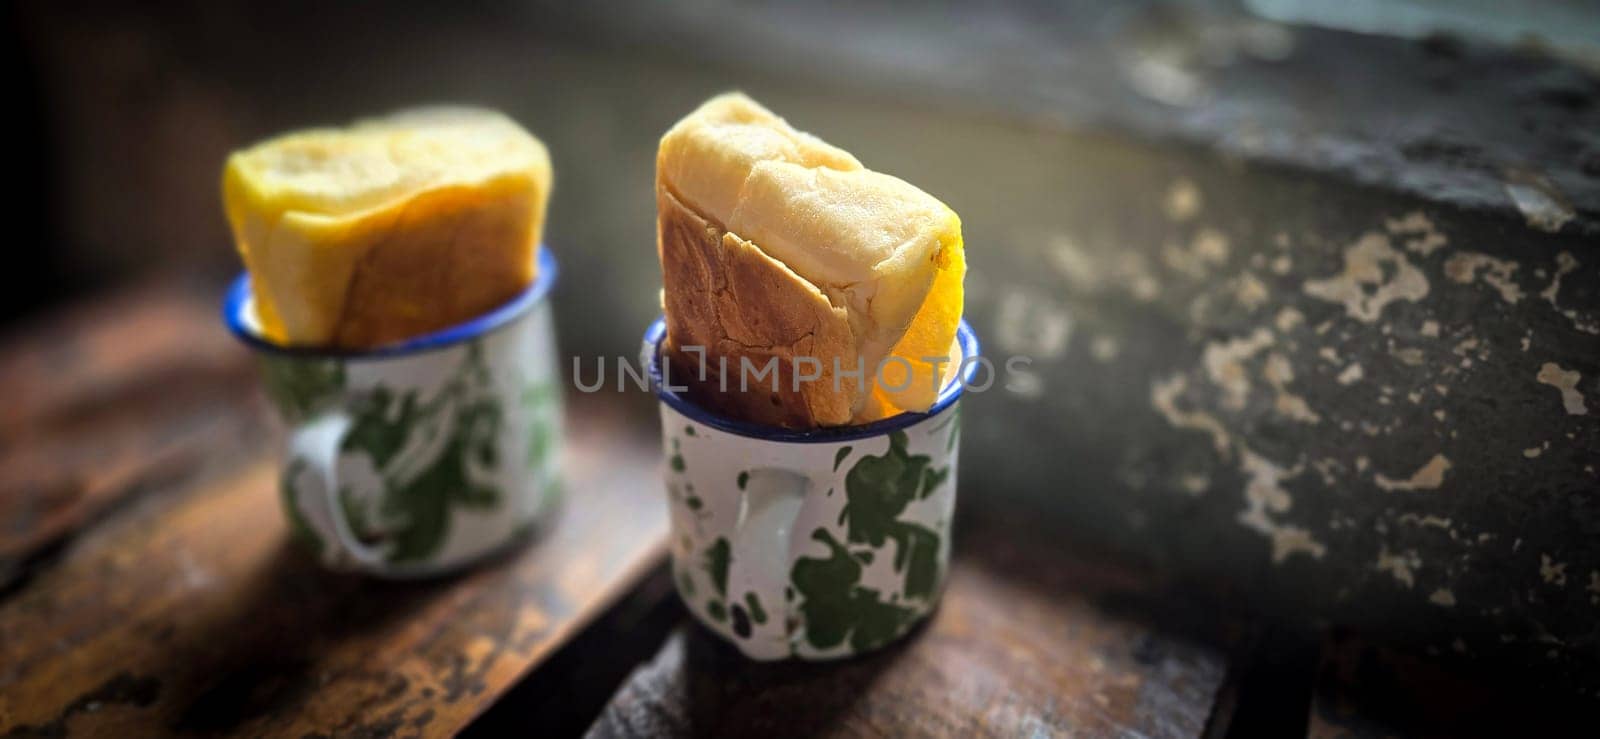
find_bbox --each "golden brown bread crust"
[224,108,550,349]
[332,180,538,348]
[657,186,857,427]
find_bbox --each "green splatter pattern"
[790,529,916,652]
[261,355,344,422]
[280,459,324,556]
[669,438,686,473]
[521,381,560,473]
[334,343,504,563]
[280,339,557,566]
[744,592,768,624]
[664,400,960,658]
[271,300,562,575]
[705,537,731,596]
[787,429,951,650]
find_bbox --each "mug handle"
[288,411,389,568]
[728,467,818,657]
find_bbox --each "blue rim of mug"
[644,317,979,443]
[223,247,558,360]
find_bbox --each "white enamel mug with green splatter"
[224,249,563,577]
[643,318,977,660]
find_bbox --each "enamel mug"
[644,317,976,660]
[225,249,563,576]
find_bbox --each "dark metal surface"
[1308,632,1599,737]
[537,0,1600,236]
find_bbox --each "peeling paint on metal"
[1374,454,1452,492]
[995,291,1073,359]
[1384,345,1417,369]
[1047,234,1097,291]
[1151,355,1328,564]
[1540,251,1577,305]
[1263,353,1319,423]
[1163,229,1230,278]
[1164,178,1201,221]
[1311,458,1343,486]
[1336,363,1364,386]
[1384,211,1447,256]
[1150,375,1231,456]
[1376,545,1421,588]
[1274,307,1304,332]
[1090,335,1121,363]
[1452,337,1485,359]
[1237,448,1326,563]
[1202,329,1274,411]
[1303,232,1429,323]
[1397,513,1452,530]
[1539,251,1600,335]
[1536,363,1588,415]
[1235,272,1269,310]
[1047,233,1163,302]
[1443,252,1524,305]
[1194,229,1229,262]
[1541,554,1568,587]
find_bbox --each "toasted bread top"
[657,93,960,383]
[223,107,552,347]
[225,107,550,221]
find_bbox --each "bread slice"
[656,93,965,426]
[658,186,857,427]
[223,107,552,348]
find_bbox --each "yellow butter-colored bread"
[223,107,552,348]
[656,93,965,426]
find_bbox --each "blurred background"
[8,0,1598,329]
[8,0,1600,720]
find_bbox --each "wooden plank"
[589,510,1229,739]
[0,397,667,737]
[0,278,256,584]
[462,567,686,737]
[0,281,672,737]
[0,278,244,438]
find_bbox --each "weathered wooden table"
[0,278,1235,737]
[589,508,1229,738]
[0,278,671,737]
